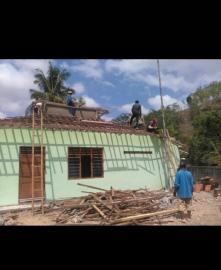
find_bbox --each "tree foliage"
[144,103,181,138]
[29,61,86,108]
[189,110,221,165]
[30,61,75,103]
[187,82,221,165]
[113,81,221,166]
[112,113,131,124]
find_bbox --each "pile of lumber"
[54,183,179,225]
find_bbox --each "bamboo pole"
[77,182,107,192]
[90,193,112,211]
[40,108,44,214]
[31,108,35,215]
[91,204,107,219]
[110,208,179,225]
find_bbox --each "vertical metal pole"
[32,108,35,215]
[40,107,44,214]
[157,60,171,188]
[157,60,166,137]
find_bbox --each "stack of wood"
[54,183,179,225]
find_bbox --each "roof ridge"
[0,115,159,137]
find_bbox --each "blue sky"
[1,59,221,120]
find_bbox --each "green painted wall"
[0,128,180,206]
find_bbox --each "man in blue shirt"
[66,90,76,116]
[175,162,194,219]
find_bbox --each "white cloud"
[141,106,150,115]
[71,60,103,79]
[148,95,184,110]
[83,95,100,107]
[105,59,221,94]
[0,60,49,116]
[101,115,113,121]
[101,95,111,101]
[71,82,85,94]
[105,59,155,74]
[0,112,7,119]
[119,103,133,113]
[60,62,70,70]
[101,80,115,87]
[118,103,149,114]
[12,59,49,72]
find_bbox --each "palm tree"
[30,61,75,103]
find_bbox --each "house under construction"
[0,101,180,208]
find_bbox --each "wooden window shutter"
[68,148,81,178]
[92,148,103,177]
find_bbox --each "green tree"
[186,82,221,165]
[187,81,221,105]
[113,113,131,124]
[189,111,221,165]
[144,103,181,138]
[29,61,75,103]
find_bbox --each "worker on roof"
[147,118,158,133]
[174,162,194,220]
[130,100,142,128]
[66,90,76,116]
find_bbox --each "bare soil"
[161,191,221,225]
[1,191,221,226]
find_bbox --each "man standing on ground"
[174,162,194,219]
[130,100,142,128]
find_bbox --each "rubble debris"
[198,176,219,191]
[0,216,5,226]
[1,213,19,225]
[214,188,221,198]
[54,186,179,225]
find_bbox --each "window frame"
[68,147,104,180]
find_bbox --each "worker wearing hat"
[66,89,76,116]
[130,100,142,128]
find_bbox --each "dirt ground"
[1,191,221,225]
[161,191,221,225]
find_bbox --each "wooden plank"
[80,208,92,219]
[90,193,112,211]
[79,198,86,205]
[111,186,114,197]
[77,182,107,192]
[91,204,107,219]
[81,190,97,194]
[110,208,179,225]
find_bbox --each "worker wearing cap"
[130,100,142,128]
[66,90,76,116]
[174,162,194,219]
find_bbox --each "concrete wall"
[0,128,180,206]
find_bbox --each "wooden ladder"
[31,104,44,215]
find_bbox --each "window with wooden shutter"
[68,147,104,179]
[92,148,103,177]
[68,148,81,179]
